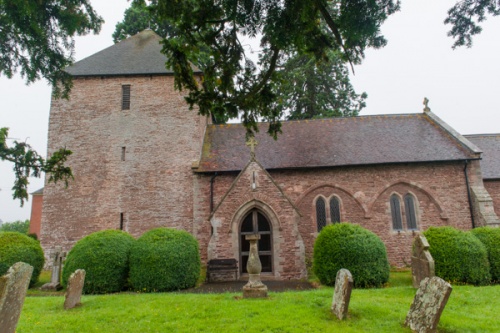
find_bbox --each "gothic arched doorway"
[239,209,273,274]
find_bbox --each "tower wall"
[40,75,207,254]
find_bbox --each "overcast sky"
[1,0,499,222]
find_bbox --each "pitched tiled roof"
[66,30,201,77]
[465,134,500,179]
[196,113,478,172]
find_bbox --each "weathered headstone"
[242,234,268,298]
[41,246,66,291]
[331,269,353,320]
[0,262,34,333]
[411,235,435,288]
[405,276,452,333]
[64,269,86,309]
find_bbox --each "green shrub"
[313,223,390,288]
[62,230,135,294]
[424,226,490,285]
[129,228,200,292]
[0,232,45,286]
[0,219,30,234]
[471,227,500,283]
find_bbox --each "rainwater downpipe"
[210,172,218,213]
[464,160,476,228]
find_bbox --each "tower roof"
[66,30,201,77]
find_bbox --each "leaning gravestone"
[0,262,34,333]
[64,269,86,309]
[41,246,66,291]
[411,235,435,288]
[405,276,452,333]
[331,268,353,320]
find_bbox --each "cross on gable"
[246,137,258,158]
[423,97,431,112]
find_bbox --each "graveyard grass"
[17,271,500,333]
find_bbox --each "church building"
[38,30,500,280]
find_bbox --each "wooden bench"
[207,259,238,282]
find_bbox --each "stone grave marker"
[411,235,435,288]
[405,276,452,333]
[41,246,66,291]
[64,269,86,309]
[0,262,34,333]
[331,268,353,320]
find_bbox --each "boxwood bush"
[0,231,45,286]
[313,223,390,288]
[62,230,135,294]
[471,227,500,283]
[424,226,490,285]
[129,228,200,292]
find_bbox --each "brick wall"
[40,75,207,256]
[484,180,500,216]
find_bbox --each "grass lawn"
[17,271,500,333]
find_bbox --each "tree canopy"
[112,0,172,43]
[0,0,99,204]
[445,0,500,48]
[153,0,399,137]
[114,1,367,123]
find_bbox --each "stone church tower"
[40,30,208,251]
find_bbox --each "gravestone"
[405,276,452,333]
[0,262,34,333]
[41,246,66,291]
[411,235,435,288]
[242,234,268,298]
[64,269,86,309]
[331,269,353,320]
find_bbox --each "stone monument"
[331,269,353,320]
[0,262,34,333]
[405,276,452,333]
[242,234,268,298]
[41,246,66,291]
[64,269,86,309]
[411,235,435,288]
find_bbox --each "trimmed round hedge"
[423,226,490,285]
[471,227,500,283]
[0,232,45,286]
[129,228,200,292]
[62,230,135,294]
[313,223,390,288]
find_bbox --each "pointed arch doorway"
[239,209,273,274]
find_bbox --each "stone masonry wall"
[40,75,207,257]
[198,161,473,270]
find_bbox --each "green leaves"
[446,0,500,48]
[155,0,399,137]
[0,0,103,98]
[0,127,73,206]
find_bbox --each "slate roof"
[196,113,479,172]
[31,188,44,195]
[66,30,201,77]
[465,134,500,179]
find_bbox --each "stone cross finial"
[423,97,431,112]
[246,137,258,159]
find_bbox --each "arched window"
[330,197,341,223]
[404,194,418,230]
[316,197,327,232]
[390,194,403,231]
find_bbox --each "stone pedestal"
[243,234,268,298]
